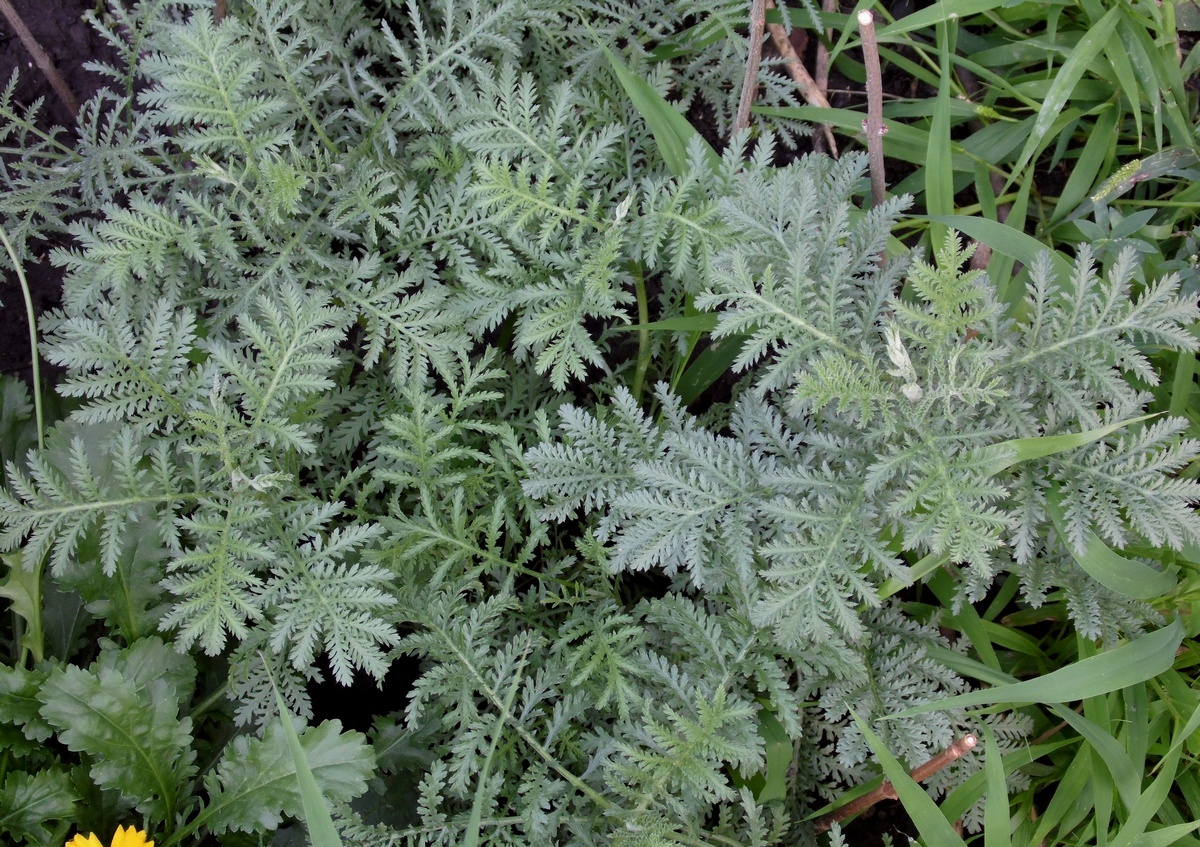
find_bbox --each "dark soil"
[0,0,118,385]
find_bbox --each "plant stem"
[857,9,888,208]
[735,0,768,133]
[632,265,650,402]
[815,734,978,832]
[0,0,79,117]
[0,226,44,451]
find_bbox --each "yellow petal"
[64,834,104,847]
[110,826,154,847]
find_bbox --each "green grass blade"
[266,664,344,847]
[891,619,1184,717]
[983,412,1157,476]
[1052,706,1141,811]
[920,214,1073,303]
[1110,741,1185,847]
[1169,348,1198,419]
[981,725,1012,847]
[851,710,969,847]
[1007,6,1120,184]
[1044,487,1178,599]
[875,0,1015,39]
[673,335,746,404]
[940,738,1078,821]
[877,551,950,600]
[591,28,719,178]
[1030,745,1094,845]
[926,19,955,247]
[1050,105,1118,223]
[611,315,719,333]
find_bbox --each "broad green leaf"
[1045,489,1177,599]
[891,618,1184,717]
[0,769,77,845]
[65,520,169,643]
[852,711,968,847]
[0,552,43,662]
[981,412,1159,475]
[93,636,197,713]
[269,673,343,847]
[201,719,373,835]
[39,663,196,821]
[673,335,746,405]
[591,31,720,179]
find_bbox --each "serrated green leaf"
[200,719,373,835]
[0,769,76,846]
[0,551,43,662]
[0,665,51,742]
[38,662,196,820]
[93,636,197,708]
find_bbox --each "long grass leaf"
[1044,487,1178,599]
[852,710,969,847]
[1052,706,1141,811]
[891,619,1184,717]
[591,30,719,178]
[1110,741,1185,847]
[875,0,1015,39]
[920,214,1073,298]
[926,18,955,246]
[265,663,344,847]
[983,411,1157,474]
[981,725,1012,847]
[1007,6,1120,182]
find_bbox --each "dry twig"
[814,0,837,152]
[815,734,978,833]
[734,0,768,133]
[764,0,838,155]
[857,9,887,207]
[0,0,79,117]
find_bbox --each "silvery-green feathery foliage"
[0,0,1195,844]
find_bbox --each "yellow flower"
[66,826,154,847]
